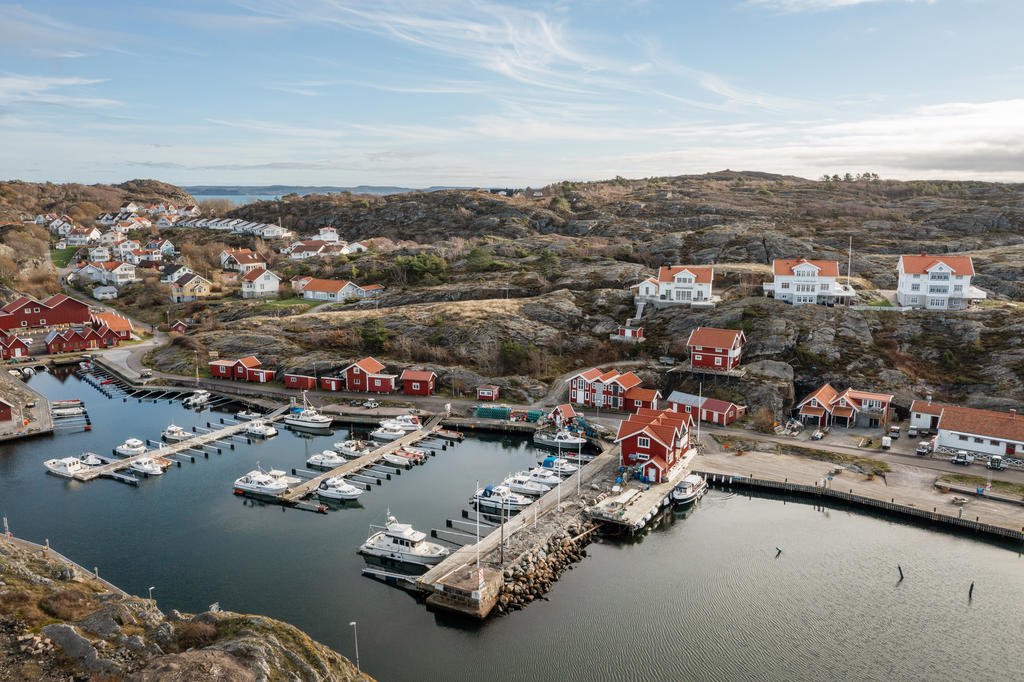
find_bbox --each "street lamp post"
[348,621,359,671]
[148,586,155,600]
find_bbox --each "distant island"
[183,184,474,197]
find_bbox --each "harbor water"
[3,370,1024,680]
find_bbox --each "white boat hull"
[370,428,404,441]
[285,417,333,430]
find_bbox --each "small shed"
[320,377,344,392]
[400,370,437,396]
[246,368,275,383]
[477,385,499,401]
[169,320,187,334]
[284,374,317,390]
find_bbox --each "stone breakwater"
[495,520,597,615]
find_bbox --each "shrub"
[39,589,93,620]
[177,621,217,649]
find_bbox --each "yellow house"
[171,273,212,303]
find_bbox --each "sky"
[2,0,1023,187]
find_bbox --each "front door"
[930,416,939,429]
[1007,444,1017,456]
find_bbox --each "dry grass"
[39,588,96,621]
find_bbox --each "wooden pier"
[281,415,445,502]
[587,449,696,533]
[72,406,289,482]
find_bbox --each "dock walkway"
[588,450,696,532]
[73,405,288,481]
[282,415,444,501]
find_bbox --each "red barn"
[623,387,661,412]
[0,332,29,359]
[667,391,746,426]
[0,398,11,422]
[91,312,133,339]
[568,368,642,410]
[343,357,395,393]
[0,294,90,331]
[89,325,121,348]
[209,356,261,380]
[284,373,317,390]
[320,377,344,391]
[615,408,692,483]
[44,329,87,354]
[400,370,436,396]
[246,368,275,383]
[477,385,499,401]
[686,327,745,371]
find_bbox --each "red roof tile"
[899,255,974,276]
[773,258,840,277]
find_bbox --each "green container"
[525,410,544,423]
[476,406,512,420]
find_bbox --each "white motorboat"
[234,409,263,421]
[316,476,363,501]
[182,390,210,408]
[370,424,405,441]
[671,474,708,506]
[386,414,421,431]
[525,467,561,488]
[533,428,587,450]
[115,438,147,456]
[22,367,34,376]
[233,467,289,496]
[502,473,550,497]
[130,457,165,476]
[52,406,86,417]
[473,485,532,511]
[359,512,449,566]
[246,419,278,438]
[161,424,192,442]
[78,453,104,467]
[334,440,381,458]
[44,457,90,478]
[307,450,346,469]
[285,392,333,430]
[538,456,579,477]
[382,452,413,467]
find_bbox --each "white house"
[318,226,340,243]
[120,202,139,213]
[342,240,369,255]
[299,278,368,302]
[92,285,118,300]
[763,258,856,306]
[155,214,179,228]
[634,265,715,306]
[99,261,136,286]
[99,230,123,247]
[287,240,329,260]
[87,246,111,262]
[925,403,1024,459]
[67,227,102,246]
[896,254,984,310]
[111,239,140,260]
[178,205,200,217]
[223,250,267,274]
[240,268,282,299]
[161,264,193,283]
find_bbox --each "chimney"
[926,395,932,405]
[1012,409,1017,420]
[920,252,926,257]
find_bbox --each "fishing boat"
[285,392,333,430]
[115,438,147,456]
[316,477,363,501]
[161,424,192,442]
[233,466,290,496]
[473,485,532,511]
[130,457,165,476]
[307,450,346,469]
[43,457,90,478]
[533,428,587,450]
[370,424,405,441]
[524,467,561,488]
[334,440,381,458]
[234,409,263,421]
[182,390,210,408]
[670,474,708,506]
[537,456,579,477]
[359,512,449,566]
[502,473,550,497]
[245,419,278,438]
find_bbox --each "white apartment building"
[634,266,715,307]
[763,258,856,306]
[896,255,984,310]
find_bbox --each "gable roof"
[614,408,688,449]
[235,355,261,369]
[666,390,704,408]
[686,327,744,350]
[773,258,840,277]
[798,383,839,410]
[300,278,351,293]
[899,254,975,276]
[228,252,267,265]
[623,387,661,402]
[240,268,281,282]
[909,399,946,416]
[347,356,385,375]
[90,312,133,333]
[938,405,1024,443]
[655,265,713,284]
[400,369,436,382]
[701,397,742,413]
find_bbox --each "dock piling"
[898,565,904,581]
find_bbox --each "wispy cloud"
[744,0,932,12]
[0,4,129,56]
[0,74,118,108]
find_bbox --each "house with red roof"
[400,370,436,396]
[615,408,693,483]
[896,254,984,309]
[667,391,746,426]
[623,387,661,412]
[567,368,643,410]
[0,294,90,331]
[477,384,499,401]
[298,278,382,301]
[796,383,893,429]
[686,327,745,371]
[764,258,856,306]
[343,357,395,393]
[284,373,317,390]
[208,356,262,380]
[44,326,119,354]
[240,269,282,298]
[90,311,133,339]
[169,320,188,334]
[0,330,29,359]
[634,265,714,306]
[929,404,1024,458]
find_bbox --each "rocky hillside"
[0,539,367,681]
[0,179,196,224]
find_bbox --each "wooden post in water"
[898,565,904,581]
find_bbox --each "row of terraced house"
[207,355,436,396]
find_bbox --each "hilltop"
[0,179,195,224]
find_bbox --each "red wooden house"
[209,356,261,380]
[0,331,29,359]
[246,368,275,383]
[667,391,746,426]
[611,325,645,343]
[0,398,11,422]
[320,376,344,391]
[614,408,692,483]
[89,325,121,348]
[400,370,436,396]
[0,294,90,331]
[568,368,642,410]
[796,383,893,429]
[477,385,499,401]
[623,387,661,412]
[343,357,395,393]
[169,320,188,334]
[44,329,86,353]
[549,403,577,425]
[284,373,317,390]
[686,327,745,371]
[91,311,133,340]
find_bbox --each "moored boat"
[537,456,578,477]
[502,473,550,496]
[382,452,413,467]
[359,512,449,566]
[161,424,192,442]
[285,392,333,430]
[43,457,90,478]
[386,414,421,431]
[317,476,364,501]
[671,474,708,506]
[524,467,561,487]
[130,457,165,476]
[370,424,405,442]
[182,390,210,408]
[234,409,263,421]
[233,467,289,496]
[78,453,104,467]
[307,450,346,469]
[115,438,147,456]
[334,440,381,458]
[533,428,587,450]
[473,485,532,511]
[245,419,278,438]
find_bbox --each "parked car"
[140,369,153,378]
[658,356,675,366]
[907,426,918,438]
[881,436,892,450]
[362,400,379,409]
[915,441,931,455]
[888,425,900,440]
[348,400,362,406]
[987,455,1007,470]
[951,451,974,465]
[810,429,825,440]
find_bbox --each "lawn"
[938,473,1024,499]
[50,247,78,268]
[257,298,320,311]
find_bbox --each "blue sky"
[2,0,1023,186]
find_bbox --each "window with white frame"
[637,436,650,448]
